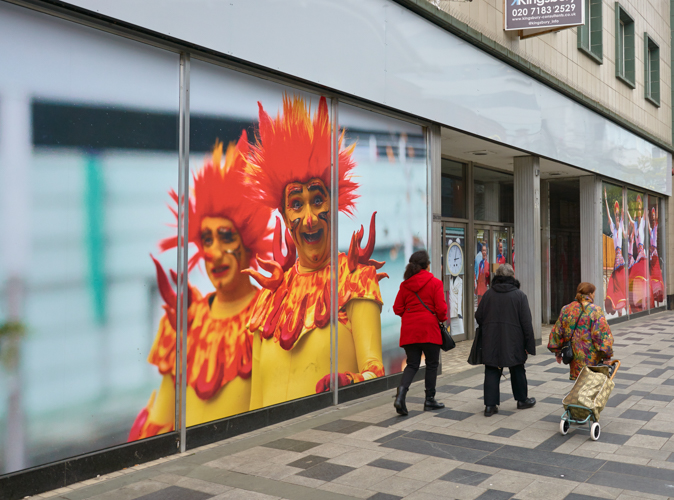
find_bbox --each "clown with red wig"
[128,136,272,441]
[244,94,386,409]
[604,189,627,316]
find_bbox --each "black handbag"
[467,326,483,365]
[413,292,455,351]
[561,309,586,365]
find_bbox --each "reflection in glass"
[602,182,627,319]
[648,196,665,308]
[626,189,649,313]
[0,2,180,473]
[444,227,465,337]
[441,159,466,219]
[474,167,514,223]
[339,104,427,377]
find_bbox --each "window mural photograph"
[626,189,650,313]
[602,182,627,319]
[648,196,665,309]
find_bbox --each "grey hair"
[494,263,515,277]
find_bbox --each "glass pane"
[0,3,180,471]
[444,227,465,337]
[473,166,514,223]
[187,59,334,416]
[339,104,427,377]
[474,229,490,330]
[602,183,627,319]
[441,159,466,219]
[626,189,649,312]
[648,196,665,307]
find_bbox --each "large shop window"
[339,104,428,378]
[0,2,179,473]
[602,182,664,321]
[473,166,514,223]
[441,159,466,219]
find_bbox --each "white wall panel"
[26,0,674,194]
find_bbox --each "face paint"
[200,216,249,292]
[282,178,331,271]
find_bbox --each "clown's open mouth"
[301,229,324,245]
[211,264,231,276]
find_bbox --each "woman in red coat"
[392,250,448,416]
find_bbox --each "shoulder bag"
[561,307,586,365]
[467,326,483,365]
[413,291,455,352]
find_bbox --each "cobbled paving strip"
[32,312,674,500]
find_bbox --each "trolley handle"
[606,359,621,380]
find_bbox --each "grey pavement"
[33,311,674,500]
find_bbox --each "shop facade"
[0,0,671,498]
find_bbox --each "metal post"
[330,98,339,406]
[176,52,190,452]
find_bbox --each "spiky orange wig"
[160,131,272,270]
[247,94,359,216]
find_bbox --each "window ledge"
[579,46,603,64]
[645,95,661,108]
[616,74,636,89]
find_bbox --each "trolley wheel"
[559,419,570,436]
[590,422,601,441]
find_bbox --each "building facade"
[0,0,671,498]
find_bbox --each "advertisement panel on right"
[648,195,665,308]
[626,189,650,313]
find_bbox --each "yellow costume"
[131,290,259,439]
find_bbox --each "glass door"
[441,224,467,340]
[474,228,490,330]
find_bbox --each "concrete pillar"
[429,124,442,281]
[540,180,551,324]
[579,176,604,308]
[514,156,541,342]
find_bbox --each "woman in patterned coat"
[548,282,614,380]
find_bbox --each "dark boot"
[394,386,408,416]
[517,397,536,410]
[484,406,499,417]
[424,389,445,411]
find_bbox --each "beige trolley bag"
[558,360,621,441]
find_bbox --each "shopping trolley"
[558,359,621,441]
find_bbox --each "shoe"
[517,398,536,410]
[484,406,498,417]
[394,386,408,416]
[424,389,445,411]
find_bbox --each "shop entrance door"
[441,223,468,341]
[473,225,513,331]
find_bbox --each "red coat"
[393,270,448,346]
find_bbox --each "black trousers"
[400,343,441,394]
[484,364,528,406]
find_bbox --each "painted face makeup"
[200,216,248,291]
[282,178,331,271]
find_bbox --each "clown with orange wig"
[244,94,386,409]
[128,134,272,441]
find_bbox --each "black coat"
[474,276,536,367]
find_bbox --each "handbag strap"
[413,292,439,320]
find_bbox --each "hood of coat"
[402,269,434,293]
[491,275,520,293]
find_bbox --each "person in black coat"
[475,263,536,417]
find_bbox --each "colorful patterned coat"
[548,298,613,380]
